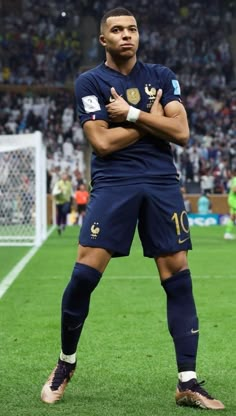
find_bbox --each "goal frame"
[0,131,47,246]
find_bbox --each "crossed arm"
[83,119,143,157]
[83,87,190,157]
[107,88,190,145]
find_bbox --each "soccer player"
[41,8,224,410]
[224,169,236,240]
[52,172,73,235]
[74,183,90,226]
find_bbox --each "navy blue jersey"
[75,61,182,188]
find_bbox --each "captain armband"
[126,106,141,123]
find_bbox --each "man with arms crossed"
[41,8,224,410]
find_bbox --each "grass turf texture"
[0,226,235,415]
[0,246,30,280]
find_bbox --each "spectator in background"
[52,172,73,235]
[197,191,212,215]
[63,138,74,159]
[224,169,236,240]
[181,186,192,213]
[74,183,90,226]
[200,168,214,194]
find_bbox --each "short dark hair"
[100,7,134,31]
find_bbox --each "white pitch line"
[0,226,55,300]
[0,246,38,299]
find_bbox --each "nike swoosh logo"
[178,237,190,244]
[68,323,83,331]
[191,328,199,334]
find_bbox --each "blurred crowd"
[0,0,83,85]
[0,90,87,194]
[0,0,236,194]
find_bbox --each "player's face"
[100,15,139,59]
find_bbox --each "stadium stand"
[0,0,235,196]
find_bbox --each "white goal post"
[0,131,47,246]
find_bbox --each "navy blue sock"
[61,262,102,355]
[161,269,199,372]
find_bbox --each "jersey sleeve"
[160,67,182,108]
[74,73,109,126]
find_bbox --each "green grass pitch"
[0,226,235,415]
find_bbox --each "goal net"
[0,131,47,246]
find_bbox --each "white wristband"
[126,106,140,123]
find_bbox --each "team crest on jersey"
[145,84,157,99]
[145,84,157,109]
[90,222,100,239]
[126,88,141,105]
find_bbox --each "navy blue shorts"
[79,182,192,257]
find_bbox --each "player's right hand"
[106,87,130,123]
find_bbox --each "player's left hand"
[106,87,130,123]
[150,89,164,116]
